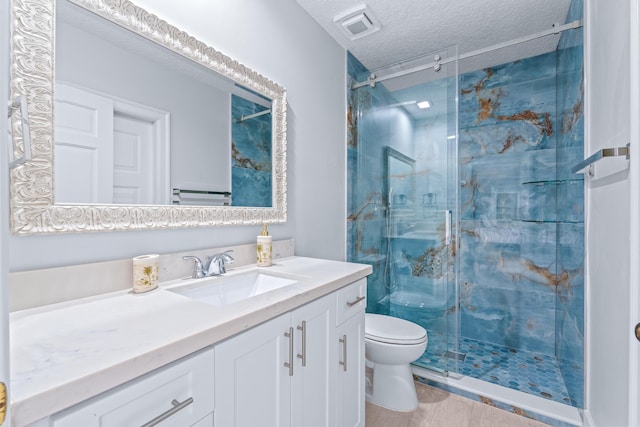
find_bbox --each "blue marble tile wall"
[231,94,272,207]
[555,0,584,408]
[458,36,583,408]
[458,51,563,367]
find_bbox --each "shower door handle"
[445,210,452,245]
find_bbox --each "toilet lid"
[365,313,427,345]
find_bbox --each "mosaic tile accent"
[415,335,583,407]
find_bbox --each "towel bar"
[571,143,630,175]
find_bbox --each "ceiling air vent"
[333,5,380,41]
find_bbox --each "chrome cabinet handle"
[297,321,307,367]
[284,327,294,376]
[339,334,348,372]
[140,397,194,427]
[346,296,365,307]
[7,96,32,168]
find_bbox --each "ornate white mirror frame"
[9,0,287,235]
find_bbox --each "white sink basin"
[167,270,299,307]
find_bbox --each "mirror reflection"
[232,95,272,207]
[384,146,415,210]
[54,0,273,207]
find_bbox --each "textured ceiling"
[296,0,572,88]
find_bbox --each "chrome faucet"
[206,250,234,275]
[183,250,235,279]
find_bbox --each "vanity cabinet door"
[213,283,366,427]
[335,311,366,427]
[214,294,336,427]
[335,279,367,427]
[214,313,292,427]
[51,348,215,427]
[290,294,336,427]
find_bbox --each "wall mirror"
[9,0,287,235]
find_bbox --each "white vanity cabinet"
[48,348,215,427]
[14,267,371,427]
[214,279,367,427]
[335,278,367,427]
[214,312,292,426]
[214,293,336,427]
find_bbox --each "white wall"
[9,0,347,271]
[629,3,640,425]
[585,0,636,425]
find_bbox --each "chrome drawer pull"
[297,321,307,367]
[140,397,194,427]
[346,296,365,307]
[339,335,348,372]
[284,327,294,376]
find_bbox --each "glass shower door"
[347,46,459,375]
[378,47,460,376]
[385,168,457,376]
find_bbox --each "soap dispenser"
[257,224,272,267]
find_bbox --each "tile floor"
[416,333,582,407]
[365,382,550,427]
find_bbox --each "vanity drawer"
[52,348,214,427]
[336,278,367,326]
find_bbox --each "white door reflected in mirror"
[54,83,114,203]
[54,82,170,205]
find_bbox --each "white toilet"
[365,313,428,412]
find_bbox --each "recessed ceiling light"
[416,100,431,109]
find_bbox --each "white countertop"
[10,256,372,426]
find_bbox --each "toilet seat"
[365,313,427,345]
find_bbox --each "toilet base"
[365,361,419,412]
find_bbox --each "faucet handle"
[206,250,234,276]
[220,250,234,264]
[183,255,205,278]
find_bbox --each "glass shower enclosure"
[347,14,584,408]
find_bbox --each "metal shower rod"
[351,20,583,89]
[236,109,271,123]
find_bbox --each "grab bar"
[572,144,630,175]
